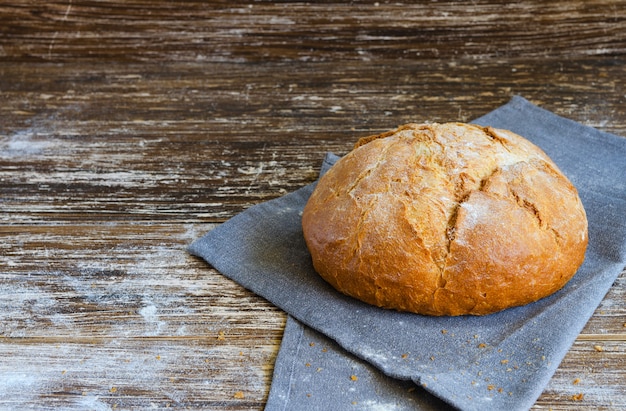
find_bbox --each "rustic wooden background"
[1,1,625,409]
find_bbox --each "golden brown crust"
[302,123,588,316]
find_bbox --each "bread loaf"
[302,123,588,316]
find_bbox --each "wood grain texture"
[1,1,625,409]
[2,0,625,63]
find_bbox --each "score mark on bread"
[302,123,588,316]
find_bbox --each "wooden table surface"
[1,1,625,409]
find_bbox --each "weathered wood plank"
[1,223,285,337]
[537,340,626,409]
[1,223,284,408]
[1,1,624,63]
[0,337,277,409]
[2,59,625,135]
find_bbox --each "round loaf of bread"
[302,123,588,316]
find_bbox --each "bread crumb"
[430,356,435,361]
[478,343,487,349]
[316,367,323,372]
[306,393,312,397]
[305,363,311,367]
[110,387,117,393]
[593,345,604,352]
[217,331,226,340]
[155,355,161,360]
[441,329,448,334]
[401,353,409,359]
[350,375,358,381]
[309,342,315,347]
[487,385,495,391]
[322,347,328,352]
[233,391,245,399]
[571,393,584,401]
[500,359,509,364]
[573,378,581,385]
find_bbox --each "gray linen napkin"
[189,96,626,410]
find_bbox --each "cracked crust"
[302,123,588,316]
